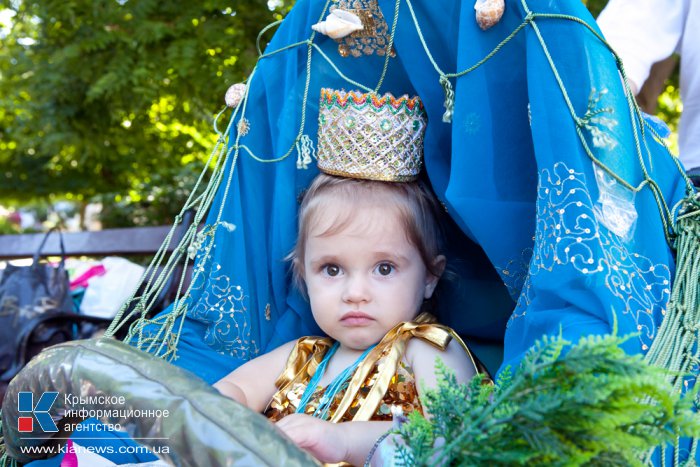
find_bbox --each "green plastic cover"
[1,338,318,466]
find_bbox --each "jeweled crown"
[317,89,427,182]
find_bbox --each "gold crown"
[316,89,427,182]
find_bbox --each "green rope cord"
[258,39,310,61]
[105,106,236,338]
[522,3,678,247]
[257,19,284,57]
[113,147,232,344]
[0,454,17,467]
[438,75,454,123]
[114,54,243,348]
[445,13,533,80]
[145,89,243,357]
[141,152,232,357]
[645,118,695,196]
[403,0,445,75]
[310,43,373,92]
[107,170,217,335]
[690,434,698,462]
[373,0,400,93]
[0,414,4,464]
[155,146,241,357]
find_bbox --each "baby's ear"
[424,255,446,299]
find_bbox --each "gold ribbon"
[331,312,481,422]
[268,313,485,421]
[269,336,333,413]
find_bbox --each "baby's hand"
[275,413,347,463]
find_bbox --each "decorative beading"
[507,162,671,353]
[331,0,395,58]
[316,88,426,182]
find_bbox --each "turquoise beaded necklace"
[295,341,377,420]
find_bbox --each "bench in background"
[0,213,195,402]
[0,210,195,310]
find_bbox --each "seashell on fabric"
[475,0,505,30]
[311,9,364,40]
[225,83,247,108]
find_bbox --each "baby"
[215,89,480,465]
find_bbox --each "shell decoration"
[475,0,505,30]
[225,83,247,108]
[311,9,364,40]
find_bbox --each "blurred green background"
[0,0,681,233]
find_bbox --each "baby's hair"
[289,173,445,290]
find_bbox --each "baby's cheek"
[307,284,337,315]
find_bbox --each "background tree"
[0,0,289,225]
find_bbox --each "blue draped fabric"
[169,0,685,384]
[163,0,686,393]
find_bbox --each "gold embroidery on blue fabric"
[333,0,395,58]
[186,227,259,359]
[507,163,670,351]
[498,247,533,301]
[237,117,250,137]
[578,88,618,151]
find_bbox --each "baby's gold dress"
[265,312,483,423]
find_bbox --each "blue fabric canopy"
[160,0,686,398]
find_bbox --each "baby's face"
[303,203,439,351]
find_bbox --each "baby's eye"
[323,264,341,277]
[375,263,394,276]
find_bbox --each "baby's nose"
[341,275,371,304]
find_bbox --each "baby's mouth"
[340,311,374,325]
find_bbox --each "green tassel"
[440,75,455,123]
[644,195,700,390]
[642,203,700,465]
[641,195,700,464]
[295,135,314,170]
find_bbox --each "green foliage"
[397,333,700,466]
[96,164,206,227]
[0,216,19,234]
[657,81,682,155]
[0,0,288,209]
[582,0,608,18]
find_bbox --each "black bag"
[0,228,75,382]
